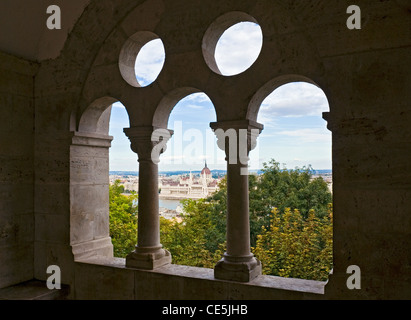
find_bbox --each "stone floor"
[0,280,69,300]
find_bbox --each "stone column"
[124,126,173,270]
[70,131,114,261]
[210,120,264,282]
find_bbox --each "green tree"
[253,204,333,281]
[109,180,138,258]
[255,159,331,219]
[160,199,225,268]
[208,159,332,248]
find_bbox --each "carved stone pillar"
[70,131,114,261]
[124,126,173,270]
[210,120,264,282]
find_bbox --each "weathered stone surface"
[214,258,262,283]
[0,0,410,300]
[0,280,69,300]
[0,52,35,288]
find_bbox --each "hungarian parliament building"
[159,162,221,200]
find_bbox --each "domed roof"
[201,162,211,175]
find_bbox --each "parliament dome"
[201,162,211,176]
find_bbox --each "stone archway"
[247,74,322,122]
[70,97,129,261]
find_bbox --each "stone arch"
[247,74,332,174]
[77,96,119,134]
[245,74,333,280]
[246,74,327,123]
[70,97,130,261]
[153,87,216,128]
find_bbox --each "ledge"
[0,280,69,300]
[71,131,113,148]
[76,256,326,296]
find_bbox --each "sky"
[109,22,331,173]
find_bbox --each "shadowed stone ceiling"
[0,0,90,62]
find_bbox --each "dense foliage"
[109,181,138,258]
[209,159,332,248]
[254,206,333,281]
[109,160,333,281]
[160,201,225,268]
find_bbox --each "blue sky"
[109,22,331,172]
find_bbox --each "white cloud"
[185,104,205,110]
[134,39,165,86]
[277,128,331,143]
[215,22,263,76]
[171,93,214,113]
[258,82,329,121]
[183,92,212,104]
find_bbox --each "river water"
[132,198,184,210]
[132,198,182,210]
[159,199,182,210]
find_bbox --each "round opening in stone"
[119,32,166,88]
[214,22,263,76]
[202,12,263,76]
[134,39,165,87]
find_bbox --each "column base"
[214,254,262,282]
[126,247,171,270]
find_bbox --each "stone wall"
[0,52,37,288]
[0,0,410,299]
[73,257,326,300]
[323,45,411,299]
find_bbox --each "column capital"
[210,119,264,133]
[210,120,263,164]
[123,126,174,162]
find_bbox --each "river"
[159,199,183,210]
[131,197,184,210]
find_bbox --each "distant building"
[160,162,220,200]
[110,175,139,193]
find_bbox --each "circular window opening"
[202,12,263,76]
[119,32,165,88]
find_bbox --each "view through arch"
[251,81,333,281]
[107,102,138,258]
[255,82,332,172]
[157,92,220,219]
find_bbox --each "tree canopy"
[109,180,138,258]
[209,159,332,248]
